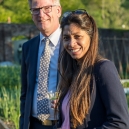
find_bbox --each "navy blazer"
[20,35,40,129]
[58,60,129,129]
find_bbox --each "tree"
[121,0,129,10]
[0,0,129,29]
[0,0,32,23]
[81,0,129,29]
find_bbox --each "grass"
[0,86,20,129]
[0,66,20,129]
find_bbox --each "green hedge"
[0,66,21,90]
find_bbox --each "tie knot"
[45,38,50,45]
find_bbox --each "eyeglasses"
[30,5,57,15]
[61,9,89,21]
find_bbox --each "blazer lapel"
[57,35,64,88]
[29,35,40,92]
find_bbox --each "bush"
[0,66,21,129]
[122,82,129,88]
[0,87,20,129]
[0,66,21,90]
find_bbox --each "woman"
[55,9,129,129]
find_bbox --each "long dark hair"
[57,11,103,128]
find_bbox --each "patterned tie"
[37,38,50,121]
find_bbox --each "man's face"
[31,0,61,36]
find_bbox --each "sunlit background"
[0,0,129,129]
[0,0,129,29]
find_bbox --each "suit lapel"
[29,35,40,92]
[57,35,64,88]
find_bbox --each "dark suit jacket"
[20,35,40,129]
[19,35,62,129]
[58,60,129,129]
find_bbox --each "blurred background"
[0,0,129,129]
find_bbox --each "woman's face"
[62,23,91,61]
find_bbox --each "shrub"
[0,66,21,129]
[122,82,129,88]
[0,66,21,90]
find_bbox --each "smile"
[71,48,80,53]
[39,19,48,22]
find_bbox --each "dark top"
[58,60,129,129]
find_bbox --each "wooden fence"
[99,37,129,78]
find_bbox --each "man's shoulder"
[24,35,40,45]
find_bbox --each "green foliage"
[122,82,129,88]
[0,0,32,23]
[12,35,27,41]
[121,0,129,9]
[0,66,21,90]
[0,0,129,29]
[0,66,21,129]
[61,0,85,13]
[81,0,129,29]
[0,87,20,129]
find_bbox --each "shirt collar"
[40,26,61,46]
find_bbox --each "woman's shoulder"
[94,59,114,69]
[93,59,121,89]
[94,59,117,75]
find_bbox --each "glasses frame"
[30,5,57,15]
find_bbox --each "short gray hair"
[28,0,61,7]
[53,0,61,5]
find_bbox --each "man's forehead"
[31,0,54,7]
[32,0,54,3]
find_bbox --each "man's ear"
[57,6,62,17]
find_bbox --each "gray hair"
[28,0,61,7]
[53,0,61,5]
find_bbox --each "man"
[19,0,62,129]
